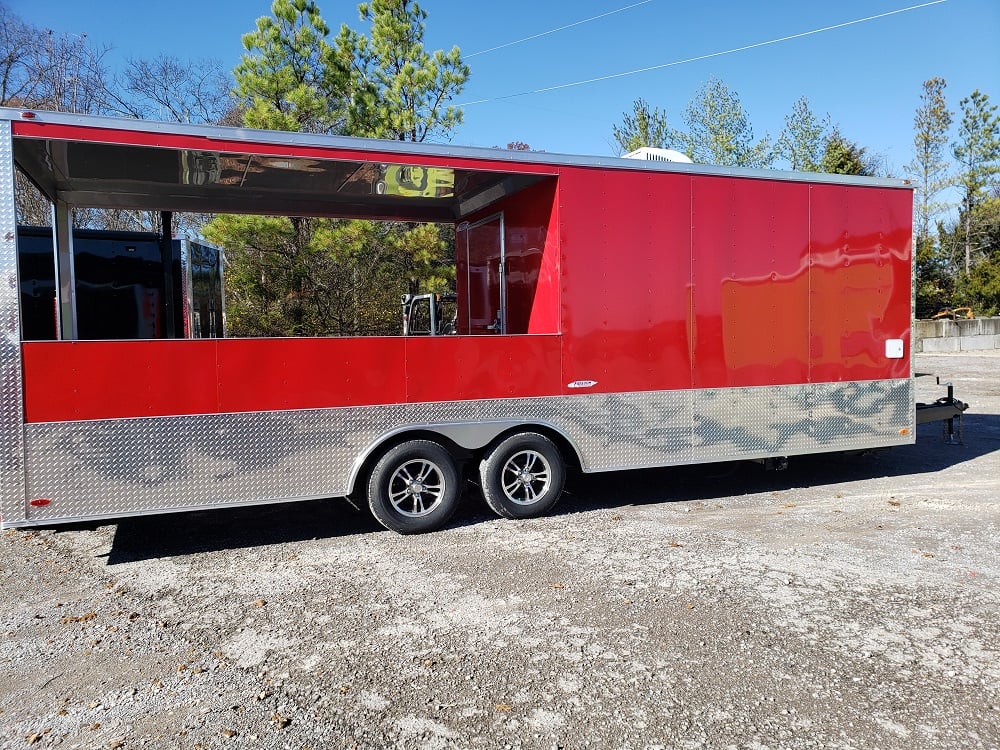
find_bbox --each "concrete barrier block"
[961,335,997,351]
[979,317,1000,335]
[957,319,982,336]
[914,320,939,339]
[936,320,960,338]
[921,336,961,353]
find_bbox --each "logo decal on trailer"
[567,380,598,389]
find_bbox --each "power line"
[466,0,654,58]
[458,0,948,106]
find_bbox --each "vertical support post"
[945,382,958,445]
[0,118,27,525]
[179,237,193,339]
[160,210,175,338]
[52,201,77,340]
[498,213,507,335]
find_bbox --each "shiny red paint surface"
[403,335,561,402]
[808,183,912,382]
[555,166,912,394]
[692,176,811,388]
[495,180,560,335]
[457,180,561,337]
[21,335,562,422]
[558,167,694,393]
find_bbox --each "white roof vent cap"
[623,147,693,163]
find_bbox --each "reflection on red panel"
[461,180,560,336]
[501,180,560,335]
[215,338,407,412]
[558,168,693,394]
[809,184,912,382]
[22,336,562,423]
[404,335,561,402]
[692,176,811,388]
[22,338,409,422]
[22,340,220,422]
[460,217,503,334]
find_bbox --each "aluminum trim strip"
[0,119,26,525]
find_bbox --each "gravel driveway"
[2,351,998,750]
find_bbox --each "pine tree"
[611,98,674,155]
[676,78,774,168]
[337,0,468,142]
[777,96,829,172]
[214,0,465,336]
[906,78,953,244]
[234,0,350,134]
[953,89,1000,274]
[819,128,878,176]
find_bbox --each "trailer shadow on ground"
[96,412,998,564]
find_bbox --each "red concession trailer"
[0,109,915,534]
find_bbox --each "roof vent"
[623,147,693,164]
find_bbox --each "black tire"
[367,440,460,534]
[479,432,565,519]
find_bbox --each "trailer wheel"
[367,440,460,534]
[480,432,565,519]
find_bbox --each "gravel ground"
[2,351,998,750]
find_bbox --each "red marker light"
[29,498,51,507]
[20,111,36,120]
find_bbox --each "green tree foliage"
[338,0,468,142]
[952,89,1000,274]
[212,0,466,337]
[937,194,1000,315]
[914,86,1000,317]
[675,78,774,168]
[206,215,453,336]
[234,0,350,133]
[819,128,879,176]
[907,78,955,318]
[777,96,829,172]
[611,98,674,155]
[906,78,953,243]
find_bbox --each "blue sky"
[8,0,1000,176]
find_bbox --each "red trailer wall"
[21,335,563,422]
[555,165,912,395]
[457,179,560,336]
[557,167,694,394]
[808,183,912,382]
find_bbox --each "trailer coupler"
[915,379,969,445]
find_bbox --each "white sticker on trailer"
[885,339,904,359]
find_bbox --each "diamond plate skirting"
[0,121,26,526]
[14,378,914,526]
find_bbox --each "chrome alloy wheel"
[387,459,447,517]
[500,449,552,505]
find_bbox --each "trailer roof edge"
[2,109,913,190]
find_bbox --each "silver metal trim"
[461,212,506,333]
[52,201,78,340]
[0,119,26,525]
[10,378,914,528]
[2,108,911,190]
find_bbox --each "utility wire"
[466,0,654,57]
[458,0,947,105]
